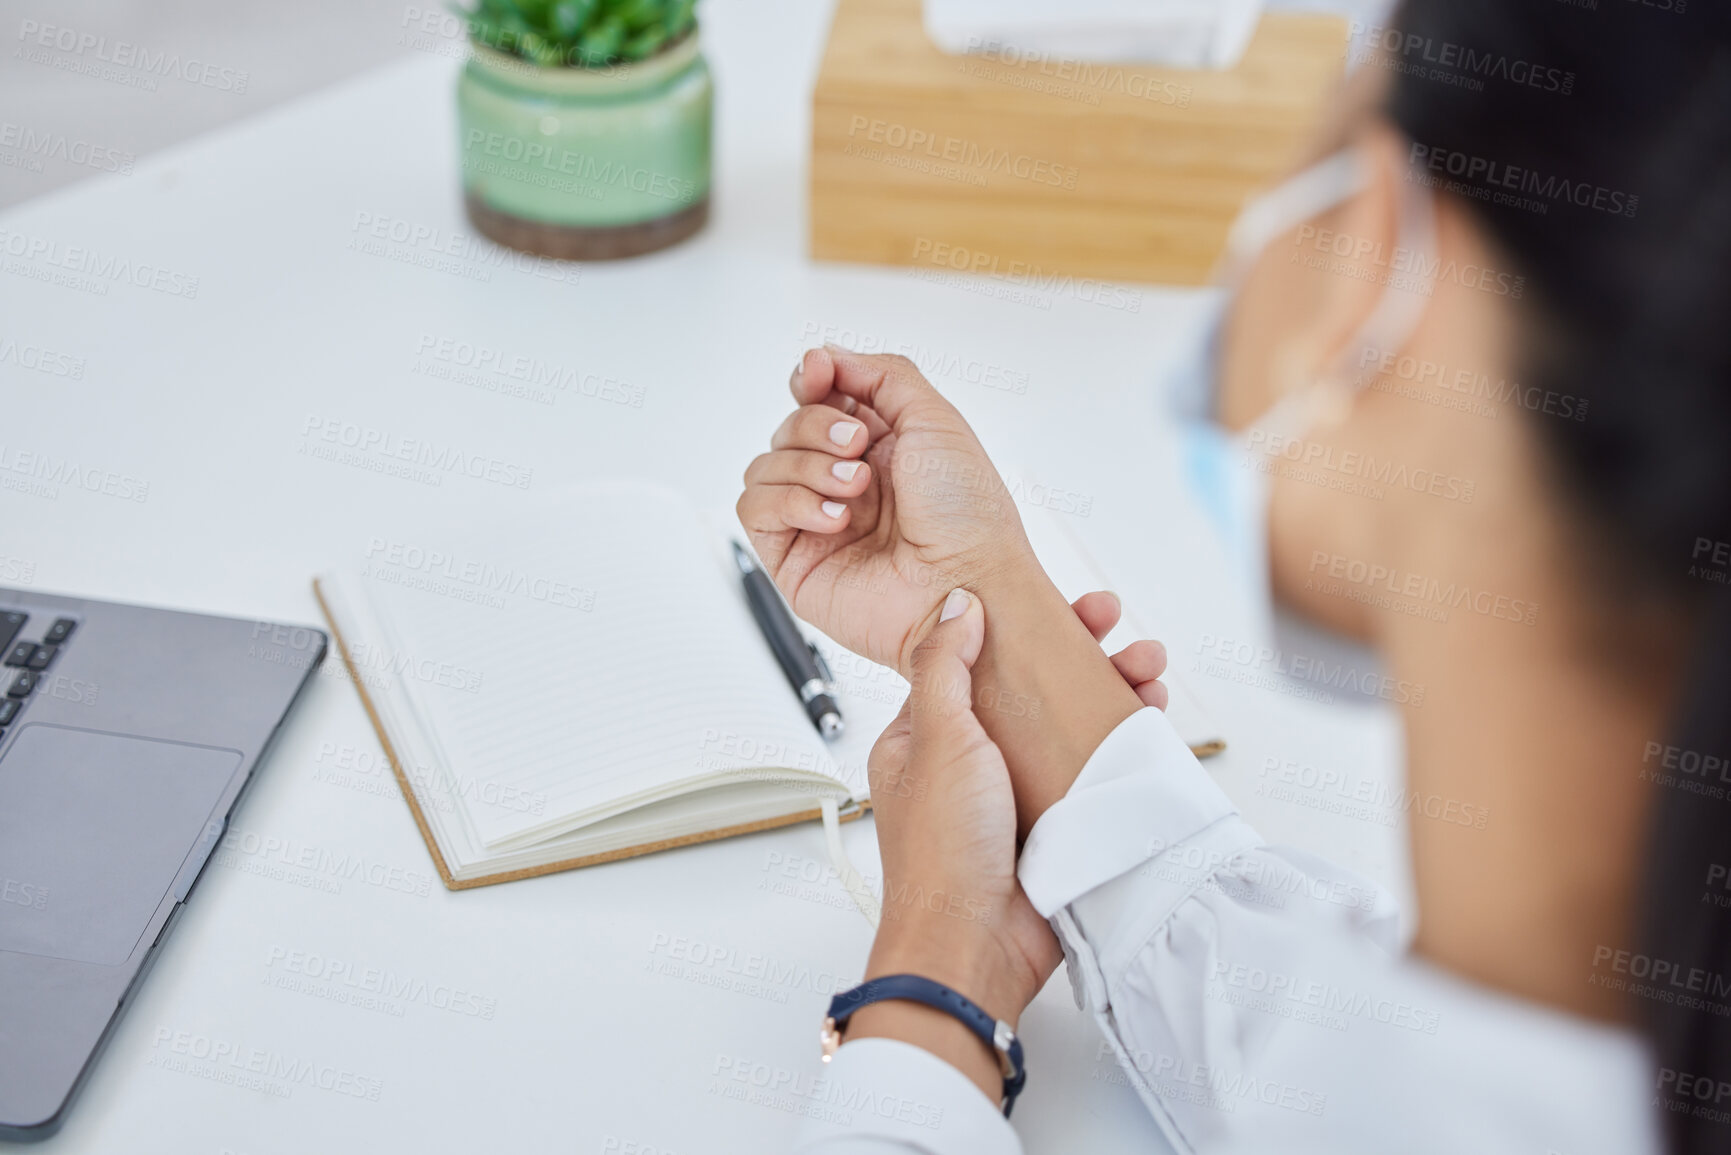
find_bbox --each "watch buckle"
[993,1019,1018,1079]
[820,1016,842,1062]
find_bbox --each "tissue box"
[810,0,1347,285]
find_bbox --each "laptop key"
[0,611,24,654]
[4,640,33,667]
[0,698,16,724]
[9,670,36,697]
[26,644,55,671]
[43,617,75,644]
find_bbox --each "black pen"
[732,541,844,740]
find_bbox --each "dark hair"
[1382,2,1731,1151]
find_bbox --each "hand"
[842,589,1169,1103]
[739,347,1146,840]
[737,347,1035,676]
[860,590,1167,1009]
[846,588,1053,1106]
[1070,590,1170,711]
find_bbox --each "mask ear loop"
[1314,147,1440,419]
[1219,150,1373,284]
[1194,149,1373,430]
[1247,144,1441,446]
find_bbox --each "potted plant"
[455,0,711,259]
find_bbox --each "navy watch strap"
[823,974,1027,1117]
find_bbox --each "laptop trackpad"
[0,725,241,966]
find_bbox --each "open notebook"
[314,484,907,888]
[315,483,1222,890]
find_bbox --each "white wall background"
[0,0,1395,211]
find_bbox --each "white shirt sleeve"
[792,708,1659,1155]
[790,1038,1020,1154]
[791,707,1396,1155]
[1017,708,1400,1154]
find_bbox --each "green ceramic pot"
[456,32,712,260]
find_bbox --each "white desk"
[0,2,1407,1150]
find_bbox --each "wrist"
[893,540,1040,680]
[846,934,1027,1108]
[864,918,1030,1027]
[966,554,1143,837]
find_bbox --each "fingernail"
[1105,591,1121,612]
[792,359,804,387]
[829,421,859,448]
[832,460,862,482]
[940,588,972,623]
[821,501,847,519]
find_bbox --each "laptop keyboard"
[0,612,77,738]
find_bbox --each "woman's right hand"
[737,347,1037,678]
[741,345,1149,837]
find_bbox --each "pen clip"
[807,640,837,695]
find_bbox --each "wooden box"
[810,0,1347,285]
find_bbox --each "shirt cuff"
[1018,707,1238,917]
[791,1038,1021,1154]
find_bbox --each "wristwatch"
[820,973,1027,1117]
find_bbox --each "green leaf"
[621,23,668,59]
[668,0,696,36]
[613,0,661,30]
[577,16,625,62]
[550,0,595,38]
[460,0,691,64]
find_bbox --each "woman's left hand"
[858,587,1170,1019]
[859,588,1062,1029]
[840,587,1168,1101]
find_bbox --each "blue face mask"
[1168,148,1438,625]
[1169,289,1271,613]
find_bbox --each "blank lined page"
[355,484,829,849]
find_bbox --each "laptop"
[0,587,325,1141]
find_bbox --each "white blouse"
[791,708,1660,1154]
